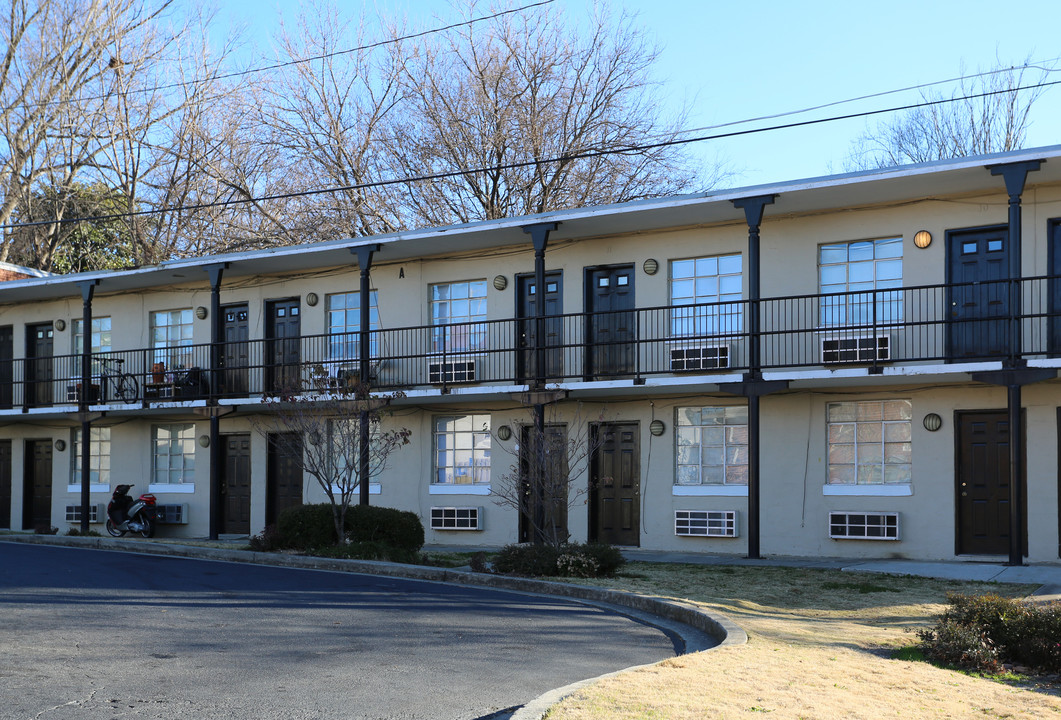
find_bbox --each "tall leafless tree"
[847,62,1049,170]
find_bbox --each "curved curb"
[2,535,746,718]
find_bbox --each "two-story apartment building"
[3,146,1061,563]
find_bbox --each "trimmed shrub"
[493,542,625,578]
[493,544,561,577]
[276,503,336,549]
[248,524,283,552]
[578,543,626,576]
[345,504,424,552]
[917,618,1001,673]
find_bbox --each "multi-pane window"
[70,427,110,487]
[819,238,902,326]
[150,309,194,369]
[826,400,912,485]
[430,281,487,353]
[675,406,749,485]
[327,291,380,360]
[434,414,491,484]
[72,317,112,355]
[152,424,195,485]
[671,255,743,336]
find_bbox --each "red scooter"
[106,484,157,538]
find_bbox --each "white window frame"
[68,426,111,492]
[430,280,488,354]
[818,238,902,327]
[326,291,380,361]
[150,309,194,372]
[72,317,112,355]
[432,414,491,489]
[150,423,196,492]
[825,400,912,496]
[670,254,743,338]
[674,406,749,496]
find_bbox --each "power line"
[26,0,556,110]
[4,75,1058,233]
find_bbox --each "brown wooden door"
[585,265,635,379]
[220,304,249,396]
[221,433,252,534]
[266,432,303,527]
[266,299,300,392]
[22,439,52,530]
[956,411,1026,555]
[517,271,564,383]
[0,325,12,409]
[947,226,1009,359]
[518,424,569,544]
[590,422,639,546]
[0,439,11,529]
[25,323,53,407]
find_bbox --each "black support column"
[521,222,559,544]
[986,160,1043,566]
[77,280,98,535]
[205,263,227,540]
[731,195,778,561]
[352,245,381,507]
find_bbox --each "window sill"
[429,484,491,495]
[148,484,196,494]
[673,485,748,497]
[67,484,110,494]
[328,483,381,495]
[823,484,912,497]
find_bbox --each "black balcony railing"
[6,276,1060,410]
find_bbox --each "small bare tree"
[492,401,608,547]
[847,61,1049,170]
[252,367,411,545]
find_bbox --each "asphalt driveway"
[0,543,677,720]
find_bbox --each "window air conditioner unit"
[428,359,476,384]
[430,506,483,531]
[155,503,190,525]
[821,335,890,364]
[65,503,106,524]
[670,345,730,372]
[674,509,738,538]
[828,511,899,540]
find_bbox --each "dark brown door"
[265,299,300,393]
[25,323,53,407]
[0,325,12,409]
[517,272,563,383]
[0,440,11,529]
[947,226,1009,359]
[585,265,635,378]
[22,440,52,530]
[221,433,252,534]
[956,411,1026,556]
[266,432,303,527]
[589,422,639,546]
[518,424,569,544]
[1048,219,1061,355]
[220,304,249,396]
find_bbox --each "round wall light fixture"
[923,413,943,432]
[195,306,208,320]
[649,419,666,436]
[496,424,513,441]
[643,258,659,275]
[197,434,211,448]
[54,438,66,451]
[913,230,933,249]
[305,292,319,307]
[54,319,66,331]
[493,275,508,291]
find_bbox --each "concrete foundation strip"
[2,535,747,719]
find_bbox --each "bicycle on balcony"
[97,357,139,403]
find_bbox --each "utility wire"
[4,75,1059,232]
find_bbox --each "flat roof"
[3,144,1059,303]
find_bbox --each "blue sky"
[212,0,1061,188]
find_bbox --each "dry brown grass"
[548,564,1061,720]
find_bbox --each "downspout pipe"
[731,195,776,561]
[77,280,98,535]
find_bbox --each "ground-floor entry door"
[589,422,639,546]
[956,411,1026,556]
[266,433,303,527]
[221,434,252,534]
[22,439,52,531]
[0,440,11,528]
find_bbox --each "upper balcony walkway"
[7,275,1059,412]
